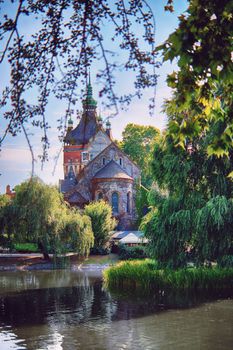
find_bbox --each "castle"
[59,79,141,229]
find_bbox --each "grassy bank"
[13,243,39,253]
[82,253,119,265]
[103,259,233,294]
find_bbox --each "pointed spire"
[88,69,91,85]
[87,69,93,98]
[82,70,97,109]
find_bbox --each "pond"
[0,268,232,350]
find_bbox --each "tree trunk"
[38,240,50,260]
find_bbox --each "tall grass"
[103,259,233,294]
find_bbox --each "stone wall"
[88,130,111,160]
[92,178,136,230]
[66,141,141,229]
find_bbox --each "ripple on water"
[0,271,232,350]
[0,327,26,350]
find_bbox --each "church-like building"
[59,79,141,229]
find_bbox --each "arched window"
[102,157,106,165]
[119,157,123,166]
[127,192,131,213]
[97,192,103,200]
[112,192,119,213]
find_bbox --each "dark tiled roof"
[93,160,133,180]
[60,178,77,193]
[67,191,87,204]
[65,110,99,145]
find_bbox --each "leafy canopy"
[0,0,158,165]
[142,134,233,269]
[84,200,116,249]
[0,178,94,258]
[120,123,161,187]
[158,0,233,158]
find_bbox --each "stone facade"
[59,80,141,229]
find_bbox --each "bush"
[62,211,94,257]
[118,244,148,260]
[90,246,111,255]
[84,200,116,250]
[218,255,233,268]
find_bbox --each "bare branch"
[0,0,23,64]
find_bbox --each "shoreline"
[0,253,117,272]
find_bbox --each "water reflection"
[0,270,232,350]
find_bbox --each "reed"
[103,260,233,294]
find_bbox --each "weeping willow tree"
[4,178,94,259]
[84,200,116,249]
[62,209,94,257]
[142,134,232,269]
[141,0,233,269]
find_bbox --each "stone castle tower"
[60,79,141,229]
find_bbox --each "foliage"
[142,195,193,269]
[0,0,158,165]
[84,200,116,249]
[120,123,161,186]
[145,1,233,268]
[61,209,94,257]
[0,194,10,207]
[0,178,94,259]
[218,255,233,268]
[142,135,233,269]
[104,259,233,294]
[135,184,150,224]
[118,244,148,260]
[13,243,39,253]
[104,259,157,290]
[11,178,67,258]
[90,246,111,255]
[158,0,233,158]
[195,196,233,263]
[0,194,17,248]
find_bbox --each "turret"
[97,112,103,127]
[67,117,73,131]
[106,119,113,140]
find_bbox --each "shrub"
[84,200,116,250]
[218,255,233,268]
[118,244,148,260]
[62,210,94,257]
[90,246,111,255]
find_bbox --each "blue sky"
[0,0,187,193]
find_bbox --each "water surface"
[0,269,232,350]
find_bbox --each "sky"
[0,0,188,193]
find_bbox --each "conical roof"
[65,79,99,145]
[65,112,99,145]
[93,160,133,180]
[82,81,97,108]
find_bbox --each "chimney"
[6,185,11,194]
